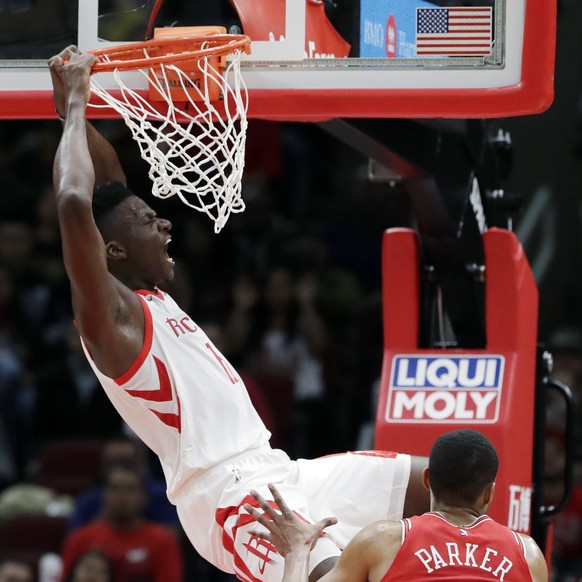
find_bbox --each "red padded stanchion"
[375,227,538,533]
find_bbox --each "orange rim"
[88,34,251,73]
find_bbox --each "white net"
[88,47,248,233]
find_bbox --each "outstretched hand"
[244,483,338,558]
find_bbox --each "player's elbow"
[56,189,93,219]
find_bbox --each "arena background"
[0,0,580,580]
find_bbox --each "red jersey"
[381,513,532,581]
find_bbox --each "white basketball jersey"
[81,288,271,502]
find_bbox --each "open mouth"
[164,237,175,265]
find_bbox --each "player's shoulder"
[352,520,403,553]
[516,533,548,582]
[343,520,404,575]
[360,519,402,536]
[374,519,404,535]
[516,532,543,554]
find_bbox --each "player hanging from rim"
[245,429,548,582]
[50,45,429,582]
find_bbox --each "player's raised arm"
[51,51,142,374]
[50,46,126,187]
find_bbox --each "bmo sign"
[386,355,504,423]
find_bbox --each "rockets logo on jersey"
[386,355,504,423]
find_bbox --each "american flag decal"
[416,7,492,56]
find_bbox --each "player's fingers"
[317,517,338,530]
[305,518,337,550]
[267,483,294,518]
[244,503,266,522]
[76,52,99,71]
[59,45,81,61]
[65,52,98,73]
[48,55,63,71]
[75,52,97,64]
[249,489,280,520]
[249,489,269,508]
[86,53,99,68]
[248,529,272,542]
[49,45,80,67]
[244,503,277,531]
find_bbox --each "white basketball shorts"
[173,445,411,582]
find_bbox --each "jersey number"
[206,342,239,385]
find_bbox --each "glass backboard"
[0,0,557,120]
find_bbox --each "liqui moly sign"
[386,356,504,423]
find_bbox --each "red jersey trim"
[114,294,153,386]
[427,512,492,530]
[125,356,182,433]
[135,287,166,300]
[511,530,526,554]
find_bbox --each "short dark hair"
[429,430,498,505]
[92,181,135,232]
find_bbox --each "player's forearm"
[85,121,127,187]
[53,100,95,202]
[282,548,311,582]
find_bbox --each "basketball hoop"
[87,29,251,233]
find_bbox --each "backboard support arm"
[319,118,501,348]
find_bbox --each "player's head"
[428,429,498,508]
[92,181,174,288]
[92,181,135,232]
